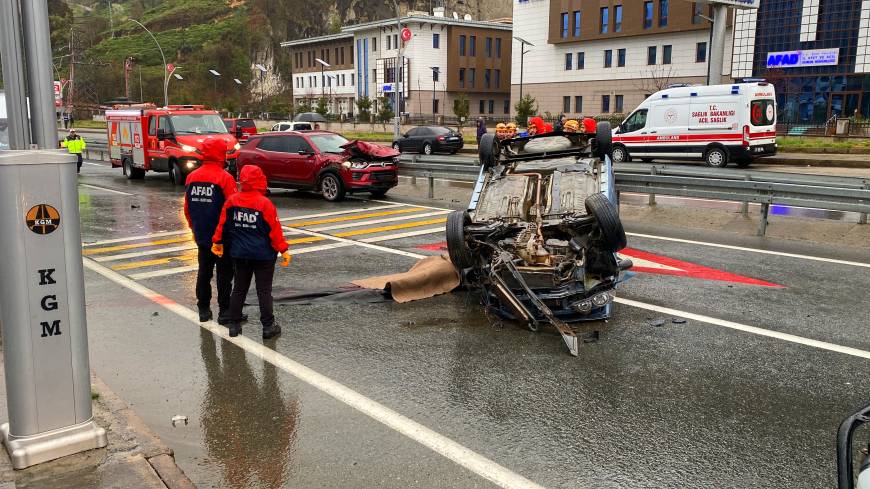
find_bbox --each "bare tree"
[633,65,677,95]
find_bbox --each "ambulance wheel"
[169,161,186,186]
[123,158,144,180]
[611,145,629,163]
[320,172,346,201]
[594,122,612,159]
[735,157,752,168]
[704,147,729,168]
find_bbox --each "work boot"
[262,324,282,340]
[228,323,242,337]
[199,308,213,322]
[217,311,247,326]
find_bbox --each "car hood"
[175,133,238,151]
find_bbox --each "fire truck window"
[148,117,157,136]
[158,116,171,133]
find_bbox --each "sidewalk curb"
[91,376,197,489]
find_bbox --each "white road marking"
[83,162,106,167]
[84,230,191,247]
[626,232,870,268]
[284,226,425,260]
[360,226,444,243]
[355,196,458,213]
[277,203,403,222]
[83,257,544,489]
[130,265,198,280]
[615,297,870,360]
[309,210,449,232]
[78,183,133,196]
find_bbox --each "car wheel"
[320,173,346,202]
[735,157,752,168]
[169,161,186,186]
[594,121,613,159]
[478,133,499,168]
[705,147,728,168]
[446,210,474,270]
[611,145,629,163]
[585,192,627,252]
[449,149,458,155]
[422,142,433,155]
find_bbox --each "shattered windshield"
[171,114,228,135]
[309,134,349,154]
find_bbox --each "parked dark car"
[392,126,464,155]
[236,131,399,201]
[222,118,257,142]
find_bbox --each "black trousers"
[228,258,276,328]
[75,153,82,173]
[196,244,233,313]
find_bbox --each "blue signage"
[382,84,393,92]
[767,48,839,68]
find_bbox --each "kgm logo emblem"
[26,204,61,235]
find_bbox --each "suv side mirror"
[157,129,172,141]
[297,149,314,156]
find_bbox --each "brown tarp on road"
[351,254,460,303]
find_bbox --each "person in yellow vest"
[60,129,86,173]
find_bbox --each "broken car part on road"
[446,126,632,356]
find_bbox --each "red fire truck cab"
[106,104,241,185]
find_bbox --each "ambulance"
[611,82,777,168]
[105,104,241,185]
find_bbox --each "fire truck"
[106,104,241,185]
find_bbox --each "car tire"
[446,210,474,270]
[319,173,346,202]
[449,149,458,155]
[423,142,433,155]
[611,145,629,163]
[735,157,752,168]
[594,121,613,159]
[169,161,186,186]
[704,147,729,168]
[585,192,627,252]
[478,133,499,168]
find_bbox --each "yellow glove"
[280,251,291,267]
[211,243,224,257]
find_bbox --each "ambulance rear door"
[687,98,740,156]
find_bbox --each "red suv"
[223,118,257,142]
[236,131,399,201]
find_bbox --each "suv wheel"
[585,192,627,252]
[422,142,433,155]
[705,147,728,168]
[320,173,346,202]
[446,210,474,270]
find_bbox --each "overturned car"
[446,123,632,356]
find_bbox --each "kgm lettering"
[37,268,62,337]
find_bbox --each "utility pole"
[22,0,60,148]
[513,37,533,114]
[69,27,75,116]
[0,0,32,149]
[707,3,728,85]
[394,0,402,141]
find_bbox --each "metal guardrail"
[398,156,870,236]
[83,142,109,162]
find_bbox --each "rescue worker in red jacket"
[184,136,238,324]
[212,165,290,339]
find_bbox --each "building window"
[372,37,377,51]
[643,1,653,29]
[692,2,704,24]
[600,7,609,33]
[617,48,626,67]
[575,96,583,113]
[351,73,354,86]
[663,45,672,64]
[387,35,391,50]
[486,37,492,57]
[602,95,610,113]
[496,38,502,57]
[433,33,440,48]
[485,69,491,88]
[696,42,707,62]
[459,68,465,88]
[488,99,494,114]
[659,0,668,27]
[577,52,585,69]
[479,100,485,113]
[614,5,622,32]
[565,52,573,70]
[561,13,569,38]
[504,99,510,114]
[433,99,439,114]
[350,47,354,64]
[573,11,581,37]
[495,69,501,87]
[563,96,571,114]
[372,69,376,82]
[470,35,477,56]
[459,35,466,56]
[647,46,657,65]
[468,68,475,88]
[604,49,612,68]
[615,94,624,113]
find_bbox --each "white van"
[270,121,314,132]
[611,82,777,168]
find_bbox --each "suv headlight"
[350,161,368,169]
[180,144,198,153]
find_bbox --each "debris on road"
[648,318,666,327]
[672,317,687,324]
[171,415,188,427]
[352,255,460,303]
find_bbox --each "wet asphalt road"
[75,159,870,488]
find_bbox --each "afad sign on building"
[767,48,840,69]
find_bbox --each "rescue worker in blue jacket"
[184,136,238,324]
[212,165,290,339]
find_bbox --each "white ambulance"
[611,82,777,168]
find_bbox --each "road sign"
[692,0,759,8]
[401,27,412,42]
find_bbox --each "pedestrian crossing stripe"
[283,207,425,227]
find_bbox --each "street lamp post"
[129,19,168,106]
[391,0,403,142]
[208,69,221,107]
[429,66,439,120]
[315,58,330,101]
[513,36,534,108]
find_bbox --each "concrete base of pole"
[1,418,107,470]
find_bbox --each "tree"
[315,96,329,116]
[376,96,394,131]
[634,65,676,95]
[295,99,313,114]
[355,95,372,123]
[515,94,537,126]
[452,92,469,131]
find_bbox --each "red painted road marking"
[414,242,783,287]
